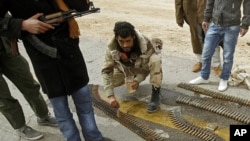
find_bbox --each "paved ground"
[1,38,250,141]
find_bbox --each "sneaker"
[212,67,222,77]
[37,114,57,127]
[218,79,228,92]
[17,125,44,140]
[192,62,202,72]
[189,76,209,85]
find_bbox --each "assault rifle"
[27,1,100,58]
[39,2,100,26]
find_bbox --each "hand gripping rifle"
[27,2,100,58]
[39,2,100,26]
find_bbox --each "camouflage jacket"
[101,30,162,97]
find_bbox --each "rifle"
[39,2,100,26]
[28,1,100,58]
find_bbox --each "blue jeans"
[49,85,103,141]
[201,23,240,80]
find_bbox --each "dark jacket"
[0,0,90,98]
[204,0,250,29]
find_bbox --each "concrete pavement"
[1,38,250,141]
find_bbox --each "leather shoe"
[189,76,209,85]
[212,67,222,77]
[192,62,202,72]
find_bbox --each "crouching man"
[101,21,163,113]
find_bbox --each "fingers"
[22,13,54,34]
[110,100,120,109]
[108,96,120,109]
[38,21,54,31]
[131,80,139,90]
[202,21,209,32]
[240,28,248,37]
[31,13,54,30]
[30,13,44,19]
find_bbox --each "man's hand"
[202,21,209,32]
[131,80,139,90]
[22,13,54,34]
[108,95,120,108]
[240,28,248,37]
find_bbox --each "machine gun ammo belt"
[90,84,167,141]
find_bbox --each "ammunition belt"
[169,107,224,141]
[176,95,250,124]
[177,83,250,107]
[90,84,166,141]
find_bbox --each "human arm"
[202,21,209,32]
[175,0,184,27]
[0,2,23,38]
[102,48,116,97]
[202,0,215,32]
[0,16,23,38]
[203,0,214,23]
[1,13,54,38]
[101,48,119,107]
[240,0,250,37]
[22,13,54,34]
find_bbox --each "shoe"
[189,76,209,85]
[103,137,114,141]
[37,114,57,127]
[218,79,228,92]
[17,125,44,140]
[212,67,222,77]
[192,62,202,72]
[147,86,160,113]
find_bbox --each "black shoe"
[147,86,160,113]
[147,102,160,113]
[102,137,114,141]
[17,125,44,140]
[37,113,58,127]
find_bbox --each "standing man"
[101,21,163,113]
[0,36,57,140]
[175,0,222,74]
[189,0,250,92]
[0,0,104,141]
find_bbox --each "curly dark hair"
[113,21,136,38]
[113,21,141,55]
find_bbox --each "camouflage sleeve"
[101,48,116,97]
[134,73,146,83]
